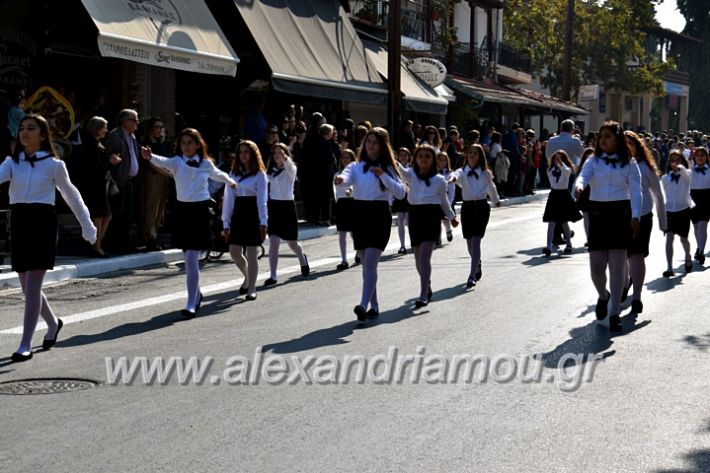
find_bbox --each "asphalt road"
[1,199,709,473]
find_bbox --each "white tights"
[589,249,627,316]
[414,242,435,299]
[694,220,708,254]
[183,250,201,311]
[467,236,482,280]
[359,248,383,310]
[230,245,259,292]
[546,222,571,250]
[339,231,350,262]
[665,233,691,270]
[268,236,306,280]
[397,212,407,249]
[16,270,58,355]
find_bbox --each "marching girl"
[624,131,665,314]
[393,147,412,254]
[222,141,269,301]
[690,146,710,265]
[449,144,500,288]
[575,121,642,332]
[264,143,309,286]
[661,150,694,278]
[399,145,458,307]
[334,149,356,269]
[576,148,595,243]
[334,127,405,321]
[437,151,456,242]
[542,150,582,256]
[1,114,97,361]
[141,128,237,318]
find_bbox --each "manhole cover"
[0,378,100,395]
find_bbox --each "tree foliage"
[503,0,671,98]
[676,0,710,130]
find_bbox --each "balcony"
[402,0,432,45]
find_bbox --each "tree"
[503,0,671,99]
[676,0,710,130]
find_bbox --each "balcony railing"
[497,42,532,73]
[402,0,431,44]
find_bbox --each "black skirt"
[690,189,710,223]
[351,200,392,250]
[267,199,298,240]
[228,196,264,246]
[172,200,212,251]
[335,197,354,232]
[587,200,633,251]
[576,186,591,213]
[667,207,691,238]
[543,189,583,223]
[11,203,57,272]
[408,204,444,246]
[391,195,410,213]
[628,212,653,257]
[461,199,491,239]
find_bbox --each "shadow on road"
[682,333,710,352]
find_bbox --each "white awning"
[81,0,239,76]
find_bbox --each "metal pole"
[562,0,574,101]
[388,0,402,148]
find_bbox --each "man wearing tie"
[104,109,141,253]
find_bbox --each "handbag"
[106,172,120,196]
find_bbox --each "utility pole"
[562,0,574,101]
[387,0,402,148]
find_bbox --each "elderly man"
[546,119,585,166]
[104,109,141,253]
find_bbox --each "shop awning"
[363,40,448,115]
[81,0,239,76]
[446,76,588,115]
[234,0,387,104]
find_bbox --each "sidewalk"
[0,191,547,289]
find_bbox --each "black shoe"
[608,314,622,332]
[246,293,257,301]
[11,351,32,362]
[694,248,700,261]
[264,278,277,287]
[446,231,453,242]
[196,292,203,312]
[398,247,407,255]
[239,285,248,295]
[662,270,674,278]
[366,309,379,319]
[466,277,476,288]
[145,240,164,252]
[595,290,610,321]
[621,279,632,302]
[181,309,196,319]
[475,262,482,281]
[699,253,706,265]
[631,299,643,314]
[563,246,573,255]
[542,247,552,257]
[685,260,693,273]
[336,262,349,270]
[353,305,367,321]
[414,298,428,308]
[354,255,361,265]
[42,318,64,350]
[301,255,310,277]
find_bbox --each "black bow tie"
[363,160,382,173]
[467,168,479,179]
[601,156,620,168]
[695,166,707,175]
[551,166,562,182]
[269,166,285,177]
[26,154,50,167]
[670,172,681,183]
[415,170,432,187]
[185,159,200,168]
[439,169,449,175]
[238,171,255,182]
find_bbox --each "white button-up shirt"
[691,163,710,190]
[222,170,269,227]
[335,160,405,201]
[547,163,573,190]
[662,165,694,212]
[399,167,455,220]
[450,165,500,204]
[576,154,643,219]
[149,154,236,202]
[267,158,297,201]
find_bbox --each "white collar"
[21,151,50,160]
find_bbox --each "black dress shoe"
[336,262,349,270]
[631,299,643,314]
[398,247,407,255]
[595,290,610,321]
[699,253,706,265]
[621,278,632,302]
[685,260,693,273]
[354,255,361,265]
[466,278,476,288]
[608,314,622,332]
[239,285,248,295]
[475,262,482,281]
[414,298,428,308]
[366,308,379,319]
[542,247,552,257]
[181,309,196,319]
[353,305,367,321]
[446,231,453,242]
[245,293,257,301]
[301,255,310,277]
[11,351,33,362]
[662,270,674,278]
[42,318,64,350]
[264,278,277,287]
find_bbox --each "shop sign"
[406,57,447,88]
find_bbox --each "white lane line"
[1,209,539,335]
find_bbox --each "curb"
[0,191,548,289]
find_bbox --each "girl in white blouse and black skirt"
[392,147,412,255]
[334,149,356,269]
[334,127,405,321]
[1,114,97,362]
[542,150,582,256]
[449,144,500,288]
[222,141,269,301]
[690,146,710,265]
[400,144,458,307]
[437,151,456,243]
[575,121,642,332]
[264,143,309,286]
[141,128,236,318]
[661,150,694,278]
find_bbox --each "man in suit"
[104,109,140,253]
